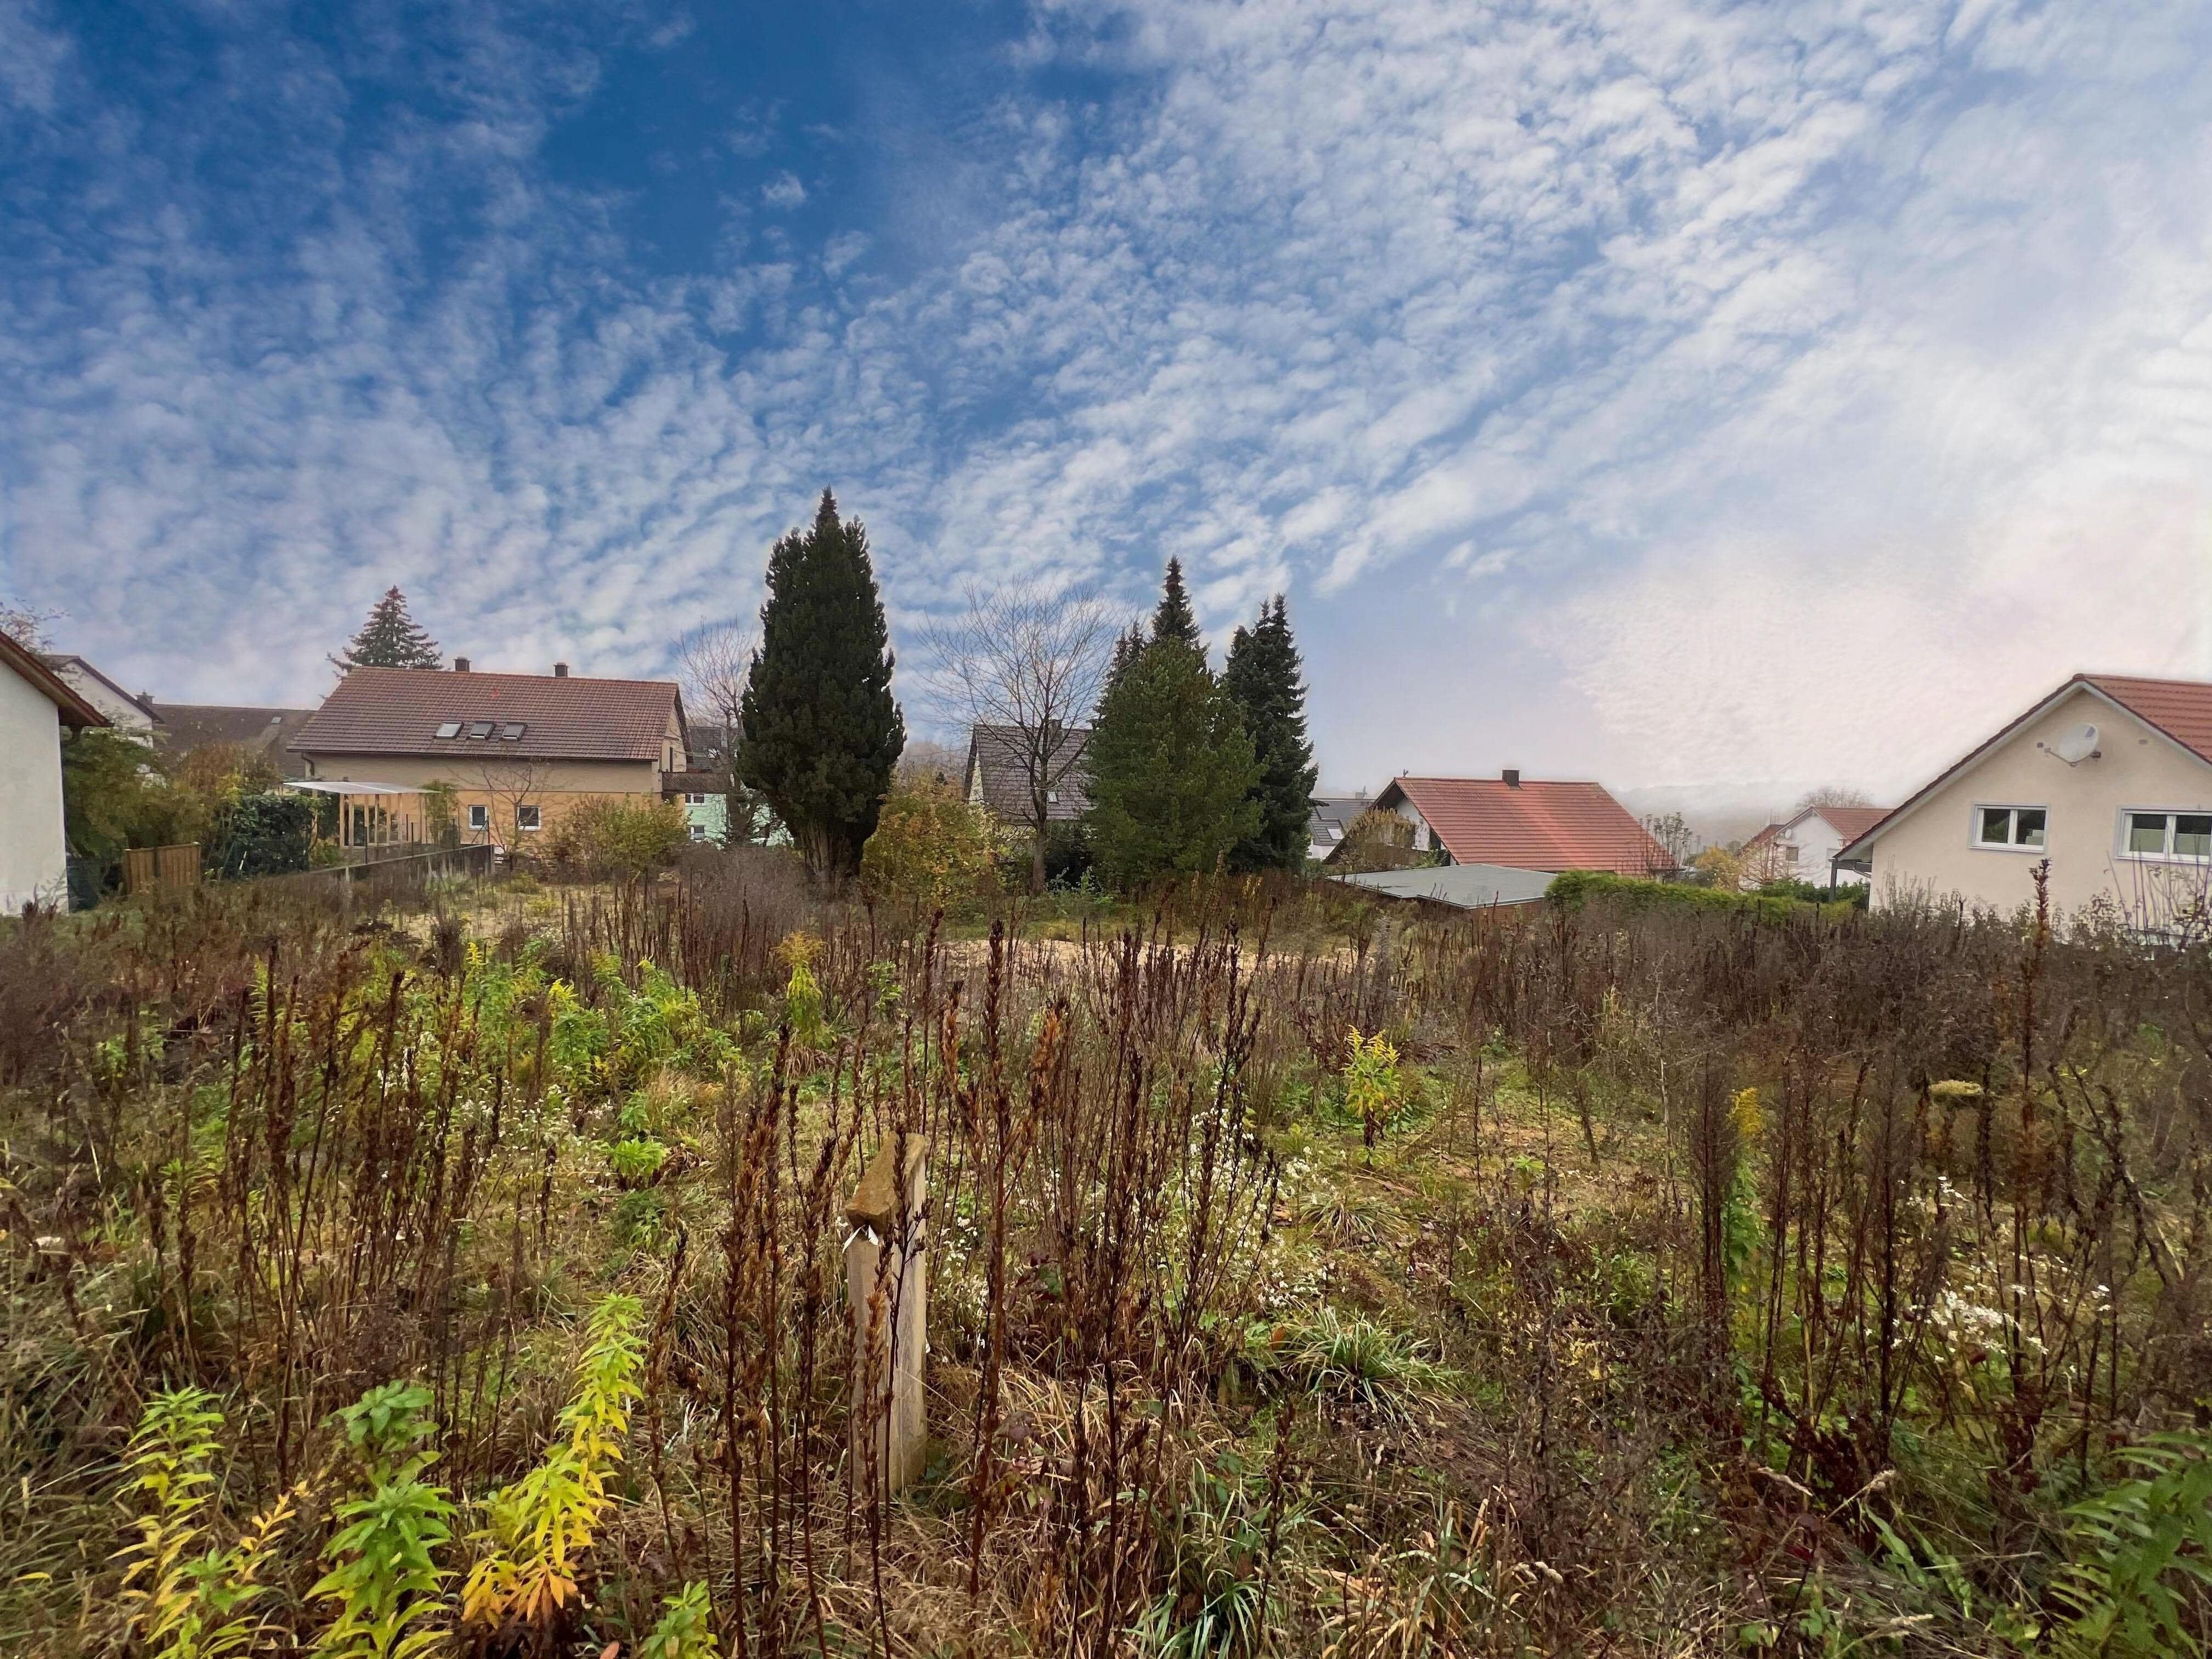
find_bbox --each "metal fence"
[259,842,497,904]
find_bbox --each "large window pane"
[2176,814,2212,858]
[1979,807,2012,845]
[2128,812,2168,855]
[2015,809,2046,848]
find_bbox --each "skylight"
[467,720,494,740]
[434,721,462,739]
[501,723,526,741]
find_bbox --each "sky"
[3,0,2210,819]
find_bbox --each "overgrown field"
[2,860,2208,1657]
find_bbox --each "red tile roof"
[1814,805,1892,843]
[2083,674,2212,766]
[1376,776,1674,874]
[294,667,683,763]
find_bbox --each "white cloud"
[761,171,806,208]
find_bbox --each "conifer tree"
[1222,595,1319,872]
[737,490,905,881]
[332,586,442,672]
[1150,557,1201,650]
[1083,566,1258,887]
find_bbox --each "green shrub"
[860,776,1001,907]
[1548,870,1859,924]
[207,791,315,879]
[541,798,690,879]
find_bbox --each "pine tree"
[1083,566,1257,888]
[1150,558,1201,650]
[1222,595,1319,872]
[332,586,442,672]
[737,490,905,881]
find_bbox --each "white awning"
[283,780,430,795]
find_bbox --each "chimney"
[554,662,569,678]
[1502,768,1521,788]
[454,657,470,673]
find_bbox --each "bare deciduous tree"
[460,757,556,854]
[677,620,765,845]
[1792,784,1872,814]
[921,582,1121,892]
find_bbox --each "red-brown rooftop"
[1375,774,1673,875]
[292,666,684,763]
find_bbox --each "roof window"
[435,721,462,739]
[501,722,527,741]
[467,721,494,740]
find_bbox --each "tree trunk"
[1030,821,1048,894]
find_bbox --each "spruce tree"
[1083,567,1257,888]
[737,490,905,881]
[1150,557,1201,649]
[1222,595,1319,872]
[332,586,442,672]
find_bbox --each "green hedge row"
[1547,870,1861,924]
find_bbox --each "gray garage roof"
[1336,863,1555,909]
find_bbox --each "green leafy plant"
[2056,1431,2212,1656]
[1245,1307,1448,1425]
[461,1294,645,1635]
[1137,1458,1297,1658]
[117,1388,299,1659]
[636,1581,720,1659]
[1342,1026,1402,1155]
[308,1382,455,1659]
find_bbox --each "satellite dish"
[2051,723,2100,765]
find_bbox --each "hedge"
[1547,870,1860,924]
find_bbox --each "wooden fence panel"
[123,844,202,896]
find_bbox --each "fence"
[260,842,496,905]
[122,844,201,896]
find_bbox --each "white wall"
[53,662,154,742]
[0,666,69,913]
[1869,685,2212,923]
[1781,813,1867,886]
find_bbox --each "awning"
[283,780,429,795]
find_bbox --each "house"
[963,724,1090,825]
[290,659,688,850]
[151,702,319,778]
[1356,771,1675,876]
[1,631,108,912]
[664,769,728,844]
[1307,794,1372,862]
[1741,804,1892,888]
[1837,673,2212,926]
[41,654,159,743]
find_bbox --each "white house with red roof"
[1363,771,1674,876]
[1742,803,1892,889]
[1837,673,2212,925]
[1,631,108,913]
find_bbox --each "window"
[685,792,707,805]
[1974,805,2046,850]
[516,804,541,832]
[435,720,462,739]
[2121,809,2212,861]
[501,722,526,741]
[689,824,710,842]
[467,720,494,740]
[468,804,488,832]
[1046,789,1058,803]
[1328,826,1343,841]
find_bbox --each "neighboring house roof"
[1307,795,1370,853]
[1838,672,2212,864]
[1,631,106,727]
[964,724,1091,821]
[1751,805,1892,852]
[662,769,726,794]
[40,654,159,724]
[1375,774,1674,874]
[1338,864,1555,908]
[151,703,319,777]
[1744,821,1786,852]
[294,667,685,763]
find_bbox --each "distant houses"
[1742,803,1891,888]
[1306,794,1369,861]
[963,723,1091,823]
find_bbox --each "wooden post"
[845,1135,927,1496]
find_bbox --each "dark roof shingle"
[294,667,682,763]
[964,724,1091,821]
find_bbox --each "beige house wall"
[297,751,664,847]
[1868,685,2212,922]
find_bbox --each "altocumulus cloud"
[1,0,2208,802]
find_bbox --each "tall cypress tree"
[332,586,442,671]
[1222,595,1319,872]
[737,490,905,880]
[1083,565,1258,887]
[1151,557,1201,649]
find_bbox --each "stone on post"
[845,1134,927,1496]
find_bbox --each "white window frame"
[515,803,541,832]
[2115,805,2212,864]
[467,804,489,833]
[1971,802,2048,853]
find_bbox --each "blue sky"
[4,0,2210,812]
